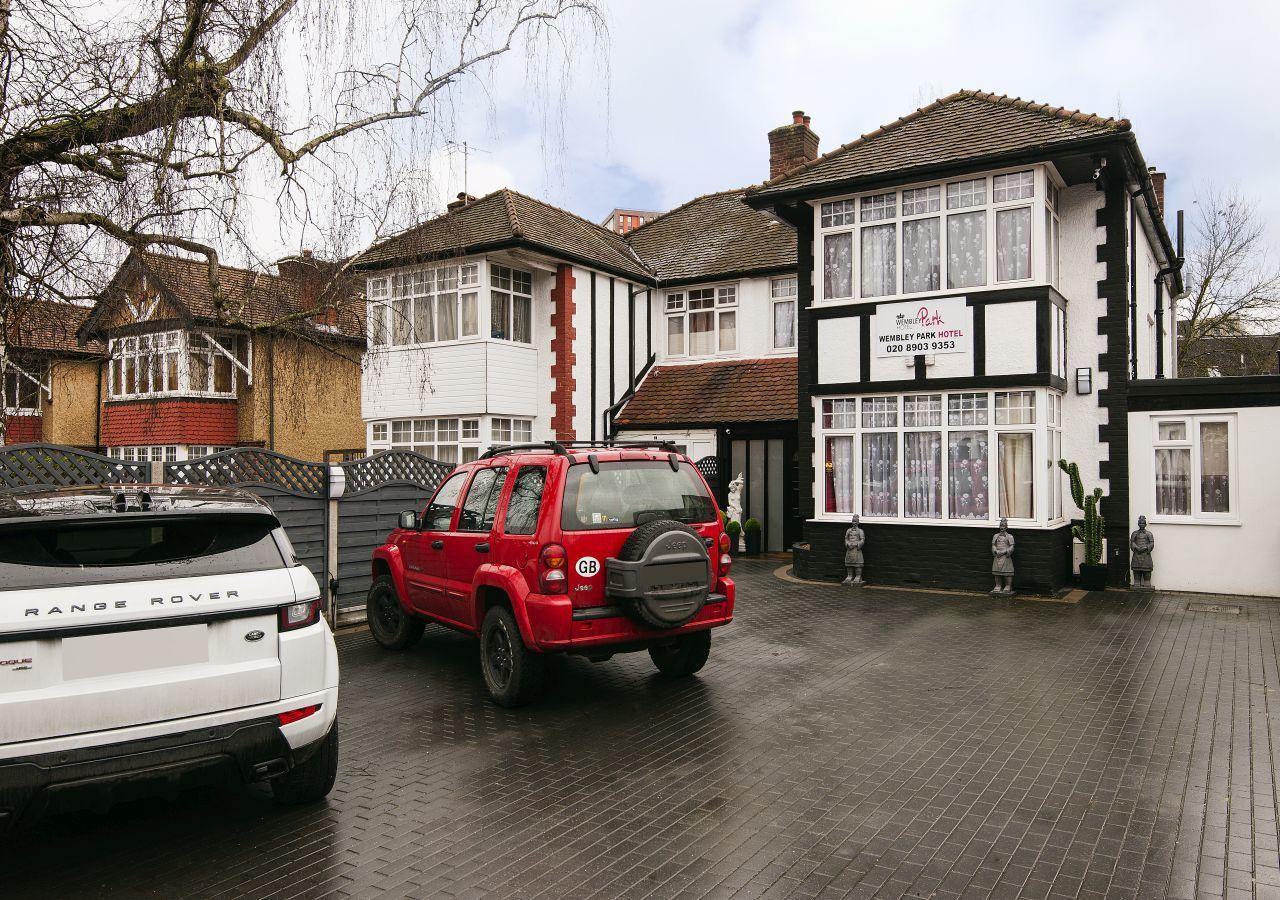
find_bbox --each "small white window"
[1153,416,1234,520]
[771,277,797,349]
[860,192,896,222]
[947,178,986,209]
[820,200,855,228]
[993,171,1035,203]
[901,186,941,216]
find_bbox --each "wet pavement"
[6,560,1280,899]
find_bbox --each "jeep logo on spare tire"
[605,519,712,629]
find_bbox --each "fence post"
[150,460,164,484]
[325,464,345,628]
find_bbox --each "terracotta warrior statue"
[843,515,865,585]
[991,517,1015,595]
[1130,515,1154,590]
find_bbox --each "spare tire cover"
[608,519,711,628]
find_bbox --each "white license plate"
[63,624,209,680]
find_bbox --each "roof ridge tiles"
[501,188,524,238]
[749,89,1129,195]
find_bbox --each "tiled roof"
[95,251,365,343]
[354,189,651,280]
[614,357,796,426]
[749,90,1130,199]
[625,189,796,284]
[7,300,102,355]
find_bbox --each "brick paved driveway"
[7,560,1280,900]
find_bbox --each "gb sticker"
[574,556,601,578]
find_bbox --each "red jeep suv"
[367,442,736,706]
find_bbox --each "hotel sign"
[873,296,970,357]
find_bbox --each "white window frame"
[1149,414,1239,525]
[491,417,533,445]
[3,357,47,414]
[664,283,738,359]
[368,416,484,463]
[366,261,482,351]
[489,264,534,345]
[107,329,247,400]
[770,276,798,351]
[813,164,1055,305]
[815,387,1064,527]
[108,445,179,463]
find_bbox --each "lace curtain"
[861,433,898,516]
[774,301,796,349]
[948,431,989,519]
[996,208,1032,281]
[947,211,986,288]
[825,437,855,514]
[436,293,458,341]
[824,233,853,299]
[861,224,897,297]
[1155,448,1190,515]
[904,432,941,518]
[902,218,940,293]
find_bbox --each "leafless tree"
[1178,185,1280,375]
[0,0,604,429]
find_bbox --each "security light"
[1075,367,1093,395]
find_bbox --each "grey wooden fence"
[0,443,451,624]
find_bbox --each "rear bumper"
[524,577,735,652]
[0,686,337,834]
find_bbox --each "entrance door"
[729,431,798,553]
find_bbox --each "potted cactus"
[726,519,742,556]
[1058,459,1109,590]
[743,517,762,556]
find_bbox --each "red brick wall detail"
[3,414,42,444]
[102,399,239,447]
[549,265,578,441]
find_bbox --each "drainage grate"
[1187,602,1242,615]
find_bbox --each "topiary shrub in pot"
[726,519,742,556]
[743,518,762,556]
[1059,458,1109,590]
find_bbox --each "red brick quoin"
[3,414,42,444]
[102,399,238,447]
[549,264,577,441]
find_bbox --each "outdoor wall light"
[1075,367,1093,395]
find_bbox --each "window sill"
[809,515,1053,529]
[3,409,40,416]
[107,393,238,402]
[1147,516,1241,527]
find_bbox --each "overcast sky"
[388,0,1278,256]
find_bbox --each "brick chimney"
[447,192,478,212]
[767,110,820,180]
[1147,167,1166,217]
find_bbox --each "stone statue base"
[842,566,864,587]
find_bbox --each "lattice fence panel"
[0,443,148,490]
[165,448,327,497]
[339,450,453,496]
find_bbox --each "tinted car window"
[0,514,286,591]
[458,467,506,532]
[423,471,468,530]
[504,466,546,535]
[561,460,716,530]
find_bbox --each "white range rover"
[0,486,339,833]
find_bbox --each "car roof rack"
[479,439,680,459]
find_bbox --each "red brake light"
[277,704,320,726]
[279,598,321,632]
[539,543,568,594]
[718,532,730,553]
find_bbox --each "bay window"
[772,277,797,349]
[665,284,737,357]
[490,264,532,344]
[108,329,242,399]
[1152,416,1234,521]
[374,416,484,463]
[817,166,1057,302]
[821,389,1058,524]
[367,262,483,349]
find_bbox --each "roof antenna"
[444,140,490,199]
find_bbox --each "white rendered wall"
[1058,184,1109,492]
[1128,405,1280,597]
[817,317,859,383]
[984,302,1037,375]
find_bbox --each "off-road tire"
[616,519,709,629]
[480,605,545,707]
[366,575,424,650]
[648,629,712,677]
[272,723,339,804]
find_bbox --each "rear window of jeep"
[561,460,716,531]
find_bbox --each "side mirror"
[398,510,419,530]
